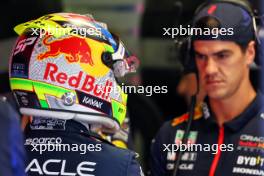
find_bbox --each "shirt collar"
[202,92,264,132]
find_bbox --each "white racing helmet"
[9,13,139,133]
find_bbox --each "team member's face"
[194,40,255,100]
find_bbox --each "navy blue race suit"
[0,96,25,176]
[24,118,144,176]
[150,92,264,176]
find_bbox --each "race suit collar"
[29,118,90,133]
[65,120,90,133]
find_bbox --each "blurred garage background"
[0,0,263,173]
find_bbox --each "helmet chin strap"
[20,107,120,133]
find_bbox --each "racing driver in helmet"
[9,12,143,176]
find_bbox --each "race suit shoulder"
[0,96,25,176]
[150,92,264,176]
[24,119,143,176]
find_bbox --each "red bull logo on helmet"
[43,62,113,101]
[38,35,94,66]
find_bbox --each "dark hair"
[193,16,252,53]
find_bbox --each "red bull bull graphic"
[38,35,94,66]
